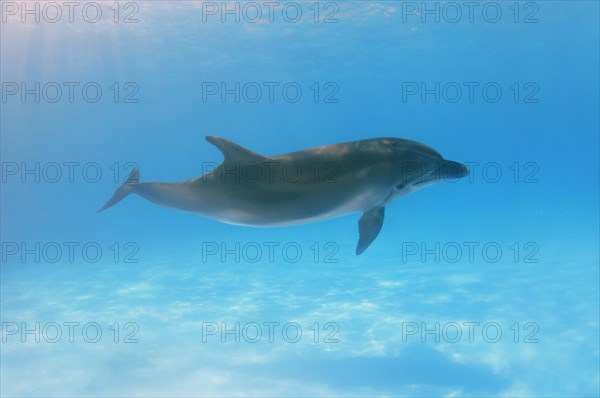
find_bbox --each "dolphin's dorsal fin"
[206,136,266,163]
[356,206,385,255]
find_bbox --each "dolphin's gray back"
[187,138,395,226]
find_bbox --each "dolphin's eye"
[394,182,405,191]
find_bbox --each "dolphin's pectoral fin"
[206,136,266,164]
[356,206,385,255]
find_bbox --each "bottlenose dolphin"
[99,136,468,254]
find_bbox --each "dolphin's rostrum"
[99,136,469,255]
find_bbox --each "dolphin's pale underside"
[99,136,469,255]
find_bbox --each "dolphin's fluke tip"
[98,168,140,213]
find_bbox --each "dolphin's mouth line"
[400,166,439,187]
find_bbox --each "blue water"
[1,1,599,396]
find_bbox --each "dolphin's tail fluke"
[98,168,140,213]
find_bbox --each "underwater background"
[1,1,599,396]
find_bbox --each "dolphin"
[99,136,468,254]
